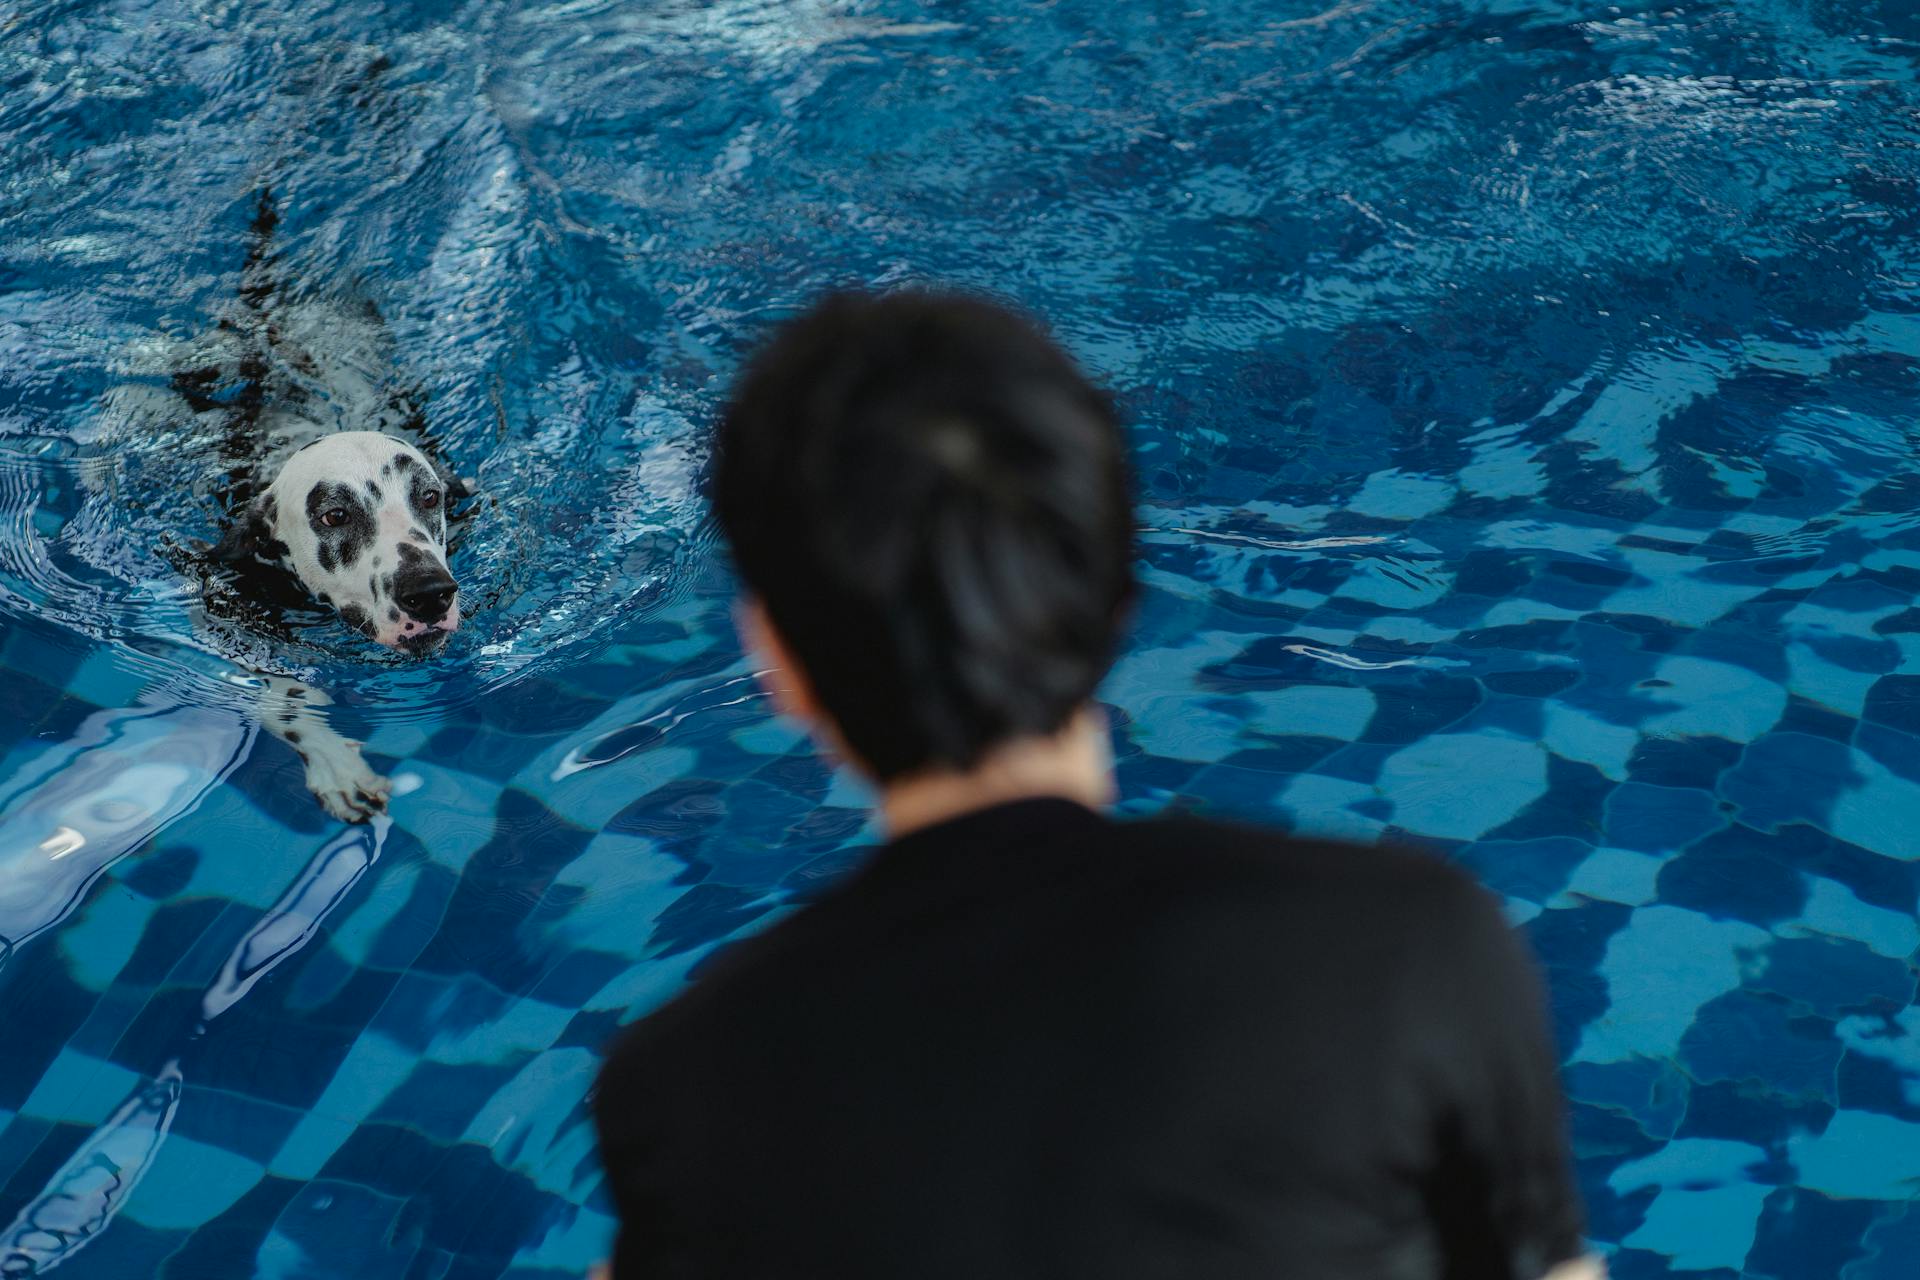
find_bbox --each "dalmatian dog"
[210,429,466,821]
[125,192,476,821]
[218,432,463,654]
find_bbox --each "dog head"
[218,431,466,653]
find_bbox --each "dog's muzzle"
[392,565,460,653]
[397,568,458,623]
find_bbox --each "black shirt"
[594,798,1586,1279]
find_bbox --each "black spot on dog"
[406,481,446,539]
[395,542,426,567]
[391,453,414,473]
[365,480,382,500]
[280,710,297,725]
[306,481,375,574]
[368,575,380,602]
[409,528,431,545]
[285,730,302,744]
[339,604,375,637]
[387,606,400,621]
[288,686,305,698]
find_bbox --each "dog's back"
[167,193,434,505]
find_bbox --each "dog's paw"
[303,739,392,823]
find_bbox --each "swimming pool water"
[4,0,1920,1275]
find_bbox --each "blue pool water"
[4,0,1920,1275]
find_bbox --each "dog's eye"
[320,508,349,528]
[421,490,440,509]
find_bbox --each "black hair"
[714,289,1135,782]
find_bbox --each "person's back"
[593,292,1593,1279]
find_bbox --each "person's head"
[714,289,1135,784]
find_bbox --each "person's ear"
[735,598,872,777]
[734,598,824,726]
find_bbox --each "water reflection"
[0,805,391,1273]
[201,816,391,1022]
[0,702,252,974]
[0,1064,182,1275]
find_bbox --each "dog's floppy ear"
[210,494,286,565]
[428,455,479,503]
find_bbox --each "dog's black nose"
[396,570,458,622]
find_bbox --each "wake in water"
[0,40,707,722]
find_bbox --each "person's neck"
[878,707,1114,840]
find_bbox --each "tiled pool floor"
[5,1,1920,1276]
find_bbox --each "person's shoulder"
[1113,809,1478,907]
[1108,812,1522,974]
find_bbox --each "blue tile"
[373,1062,524,1142]
[1456,838,1594,904]
[648,883,776,958]
[373,972,510,1054]
[1564,1057,1690,1144]
[1357,674,1485,745]
[364,863,463,972]
[1848,1203,1920,1280]
[157,1174,299,1274]
[1608,782,1727,854]
[1835,1046,1920,1125]
[1862,674,1920,735]
[0,1115,59,1208]
[412,791,597,995]
[268,1181,412,1280]
[0,948,105,1110]
[1657,829,1809,925]
[1744,1188,1877,1280]
[170,1085,305,1166]
[1377,733,1550,840]
[123,1133,267,1230]
[47,1215,183,1279]
[1524,900,1636,1051]
[1735,824,1918,918]
[1748,937,1914,1020]
[1680,994,1843,1101]
[190,967,404,1110]
[1720,732,1862,832]
[1854,721,1920,785]
[120,845,201,901]
[109,898,243,990]
[1626,735,1744,791]
[1676,1080,1836,1151]
[1483,755,1614,845]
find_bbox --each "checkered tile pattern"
[6,1,1920,1278]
